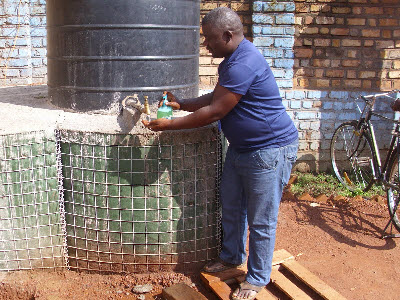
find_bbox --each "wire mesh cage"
[58,127,221,272]
[0,131,66,271]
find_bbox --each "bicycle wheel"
[386,145,400,232]
[331,121,375,192]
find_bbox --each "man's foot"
[231,281,263,300]
[202,257,245,273]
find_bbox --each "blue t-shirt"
[219,39,298,152]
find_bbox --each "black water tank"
[46,0,200,112]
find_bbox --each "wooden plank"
[200,268,246,283]
[281,259,347,300]
[270,269,313,300]
[208,279,232,300]
[271,249,296,266]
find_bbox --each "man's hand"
[159,91,180,110]
[142,118,172,131]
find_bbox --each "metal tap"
[121,94,150,115]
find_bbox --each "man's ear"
[222,31,233,43]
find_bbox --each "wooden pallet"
[200,249,347,300]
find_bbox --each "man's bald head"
[202,7,243,34]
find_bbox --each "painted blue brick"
[18,48,30,57]
[293,90,305,99]
[265,58,273,66]
[253,1,263,12]
[253,26,262,35]
[263,48,284,58]
[285,27,295,35]
[276,79,293,89]
[30,27,46,37]
[262,26,285,35]
[285,3,296,12]
[329,91,349,99]
[32,48,46,57]
[252,14,274,24]
[32,58,43,67]
[297,111,318,120]
[284,69,293,79]
[8,58,29,67]
[282,99,289,107]
[253,37,273,47]
[31,38,43,48]
[338,112,357,121]
[274,59,294,68]
[30,16,45,26]
[2,27,17,37]
[323,101,334,109]
[284,50,294,58]
[264,3,286,12]
[275,14,295,25]
[15,38,29,46]
[272,69,285,78]
[302,101,313,109]
[274,37,294,48]
[307,91,322,99]
[321,112,337,120]
[290,101,301,109]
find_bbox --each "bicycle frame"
[356,92,400,190]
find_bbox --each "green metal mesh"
[0,131,65,271]
[59,128,221,272]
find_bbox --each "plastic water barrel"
[47,0,200,112]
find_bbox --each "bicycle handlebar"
[359,90,399,111]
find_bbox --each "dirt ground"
[1,192,399,300]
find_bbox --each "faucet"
[121,94,150,115]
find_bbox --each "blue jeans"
[219,139,298,286]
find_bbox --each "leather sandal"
[231,281,263,300]
[202,257,245,273]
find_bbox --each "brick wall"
[294,0,400,91]
[0,0,47,86]
[199,1,253,88]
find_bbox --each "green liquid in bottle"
[157,96,173,119]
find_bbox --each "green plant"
[290,172,386,198]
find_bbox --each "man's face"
[202,23,229,58]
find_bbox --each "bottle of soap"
[157,92,173,120]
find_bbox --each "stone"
[132,284,153,294]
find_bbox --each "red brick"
[332,7,351,14]
[342,60,361,67]
[342,39,362,47]
[359,71,376,78]
[313,59,331,67]
[316,79,330,87]
[326,70,345,77]
[364,7,383,14]
[361,29,380,38]
[347,18,366,26]
[331,28,349,35]
[344,79,362,88]
[314,39,331,47]
[389,71,400,79]
[382,30,392,39]
[295,48,313,58]
[315,16,335,25]
[362,80,372,89]
[379,19,398,26]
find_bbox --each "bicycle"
[330,89,400,237]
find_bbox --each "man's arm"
[177,92,214,112]
[142,84,241,131]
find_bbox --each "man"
[143,7,298,300]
